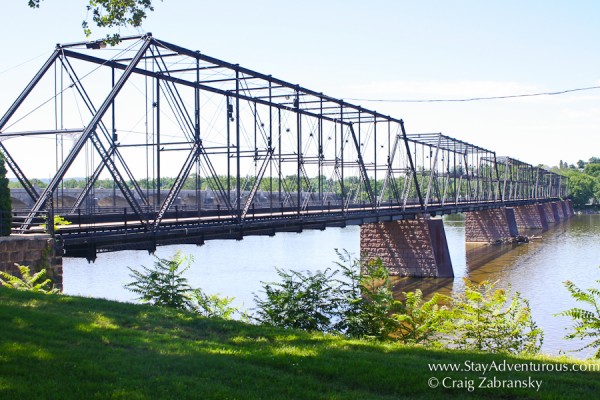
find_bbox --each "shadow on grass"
[1,287,599,400]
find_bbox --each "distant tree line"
[554,157,600,208]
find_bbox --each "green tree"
[584,163,600,179]
[556,271,600,359]
[0,152,12,236]
[28,0,162,44]
[568,172,596,207]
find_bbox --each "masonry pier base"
[514,204,548,231]
[360,216,453,278]
[465,208,519,243]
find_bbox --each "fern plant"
[0,265,60,294]
[556,274,600,358]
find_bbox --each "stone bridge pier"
[360,216,454,278]
[513,204,548,231]
[465,208,519,243]
[360,200,574,278]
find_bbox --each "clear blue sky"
[1,0,599,176]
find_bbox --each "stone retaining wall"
[0,234,63,290]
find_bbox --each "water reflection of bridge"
[1,34,570,274]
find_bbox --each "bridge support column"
[543,202,558,224]
[514,204,548,231]
[565,199,575,216]
[360,216,453,278]
[465,208,519,243]
[552,202,564,222]
[560,200,570,219]
[536,204,549,231]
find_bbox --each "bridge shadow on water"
[389,224,560,300]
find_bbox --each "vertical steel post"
[226,95,231,199]
[156,79,161,208]
[400,120,424,209]
[235,69,241,221]
[296,89,301,215]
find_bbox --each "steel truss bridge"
[0,34,567,258]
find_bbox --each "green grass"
[1,287,599,399]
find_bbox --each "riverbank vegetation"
[554,157,600,208]
[2,286,600,399]
[252,251,543,354]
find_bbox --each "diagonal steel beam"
[377,133,401,207]
[241,149,274,220]
[348,124,375,206]
[59,54,149,212]
[400,120,424,209]
[0,50,61,202]
[0,142,38,202]
[152,142,199,230]
[0,50,61,131]
[20,36,152,230]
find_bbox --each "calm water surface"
[63,214,600,358]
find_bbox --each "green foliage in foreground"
[439,280,543,354]
[1,287,599,400]
[125,251,240,319]
[557,271,600,358]
[254,252,543,355]
[0,265,60,294]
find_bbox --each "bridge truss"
[0,34,567,256]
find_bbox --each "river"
[63,214,600,358]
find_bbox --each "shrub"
[188,289,239,320]
[125,251,241,319]
[556,272,600,358]
[439,279,543,354]
[334,250,400,340]
[253,267,340,332]
[254,250,442,343]
[0,265,60,294]
[394,290,445,345]
[125,251,193,309]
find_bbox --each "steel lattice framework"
[0,34,567,256]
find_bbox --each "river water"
[63,214,600,358]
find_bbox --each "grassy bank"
[1,287,599,399]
